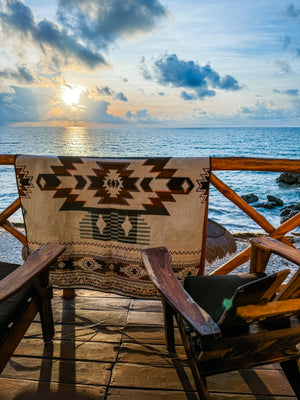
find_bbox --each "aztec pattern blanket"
[15,155,210,297]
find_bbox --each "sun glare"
[61,84,84,106]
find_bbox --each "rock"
[280,203,300,222]
[241,193,259,203]
[277,172,300,185]
[267,195,283,206]
[255,201,277,209]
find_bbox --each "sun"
[61,84,84,106]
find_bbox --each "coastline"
[1,227,299,277]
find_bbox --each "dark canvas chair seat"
[184,272,266,323]
[142,237,300,399]
[0,243,65,373]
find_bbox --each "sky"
[0,0,299,127]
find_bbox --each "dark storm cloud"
[285,3,300,17]
[56,0,168,51]
[0,0,107,68]
[145,54,242,100]
[0,66,34,83]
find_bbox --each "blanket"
[15,155,210,297]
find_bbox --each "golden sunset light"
[61,85,85,106]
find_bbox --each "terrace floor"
[0,288,298,400]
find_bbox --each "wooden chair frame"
[142,237,300,399]
[0,243,66,373]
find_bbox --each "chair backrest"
[142,247,221,337]
[218,269,290,329]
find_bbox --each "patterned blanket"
[15,155,210,297]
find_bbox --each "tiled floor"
[0,289,298,400]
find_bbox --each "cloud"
[0,65,34,83]
[274,60,292,74]
[282,34,292,50]
[126,109,159,123]
[96,86,114,96]
[95,86,128,102]
[0,0,108,69]
[237,99,299,121]
[285,3,300,18]
[273,88,299,96]
[115,92,128,102]
[56,0,168,51]
[0,86,40,125]
[142,54,242,100]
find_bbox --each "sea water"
[0,126,299,232]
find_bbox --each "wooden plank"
[1,220,27,246]
[0,198,21,224]
[0,243,65,302]
[250,237,300,266]
[211,157,300,172]
[237,299,300,322]
[0,154,15,165]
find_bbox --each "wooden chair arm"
[0,243,66,303]
[142,247,221,338]
[250,237,300,266]
[237,298,300,323]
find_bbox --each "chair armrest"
[250,237,300,266]
[237,298,300,323]
[142,247,221,338]
[0,243,66,303]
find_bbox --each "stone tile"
[207,368,296,396]
[51,308,128,327]
[51,297,131,311]
[110,363,195,391]
[76,289,129,299]
[25,322,123,343]
[0,378,105,400]
[126,310,164,327]
[129,299,163,313]
[14,338,118,363]
[122,325,182,345]
[107,388,197,399]
[117,342,187,366]
[2,357,112,386]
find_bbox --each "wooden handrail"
[211,157,300,172]
[1,155,300,171]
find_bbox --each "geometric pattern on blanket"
[15,155,210,298]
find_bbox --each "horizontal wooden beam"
[211,157,300,172]
[0,154,15,165]
[1,155,300,172]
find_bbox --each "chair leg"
[34,272,55,343]
[162,300,176,353]
[177,316,211,400]
[280,358,300,399]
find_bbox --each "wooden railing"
[1,155,299,276]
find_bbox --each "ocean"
[0,126,299,233]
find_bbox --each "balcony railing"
[1,155,299,276]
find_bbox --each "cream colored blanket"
[15,155,210,297]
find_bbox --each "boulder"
[255,201,277,209]
[277,172,300,185]
[241,193,259,203]
[267,195,283,206]
[280,203,300,223]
